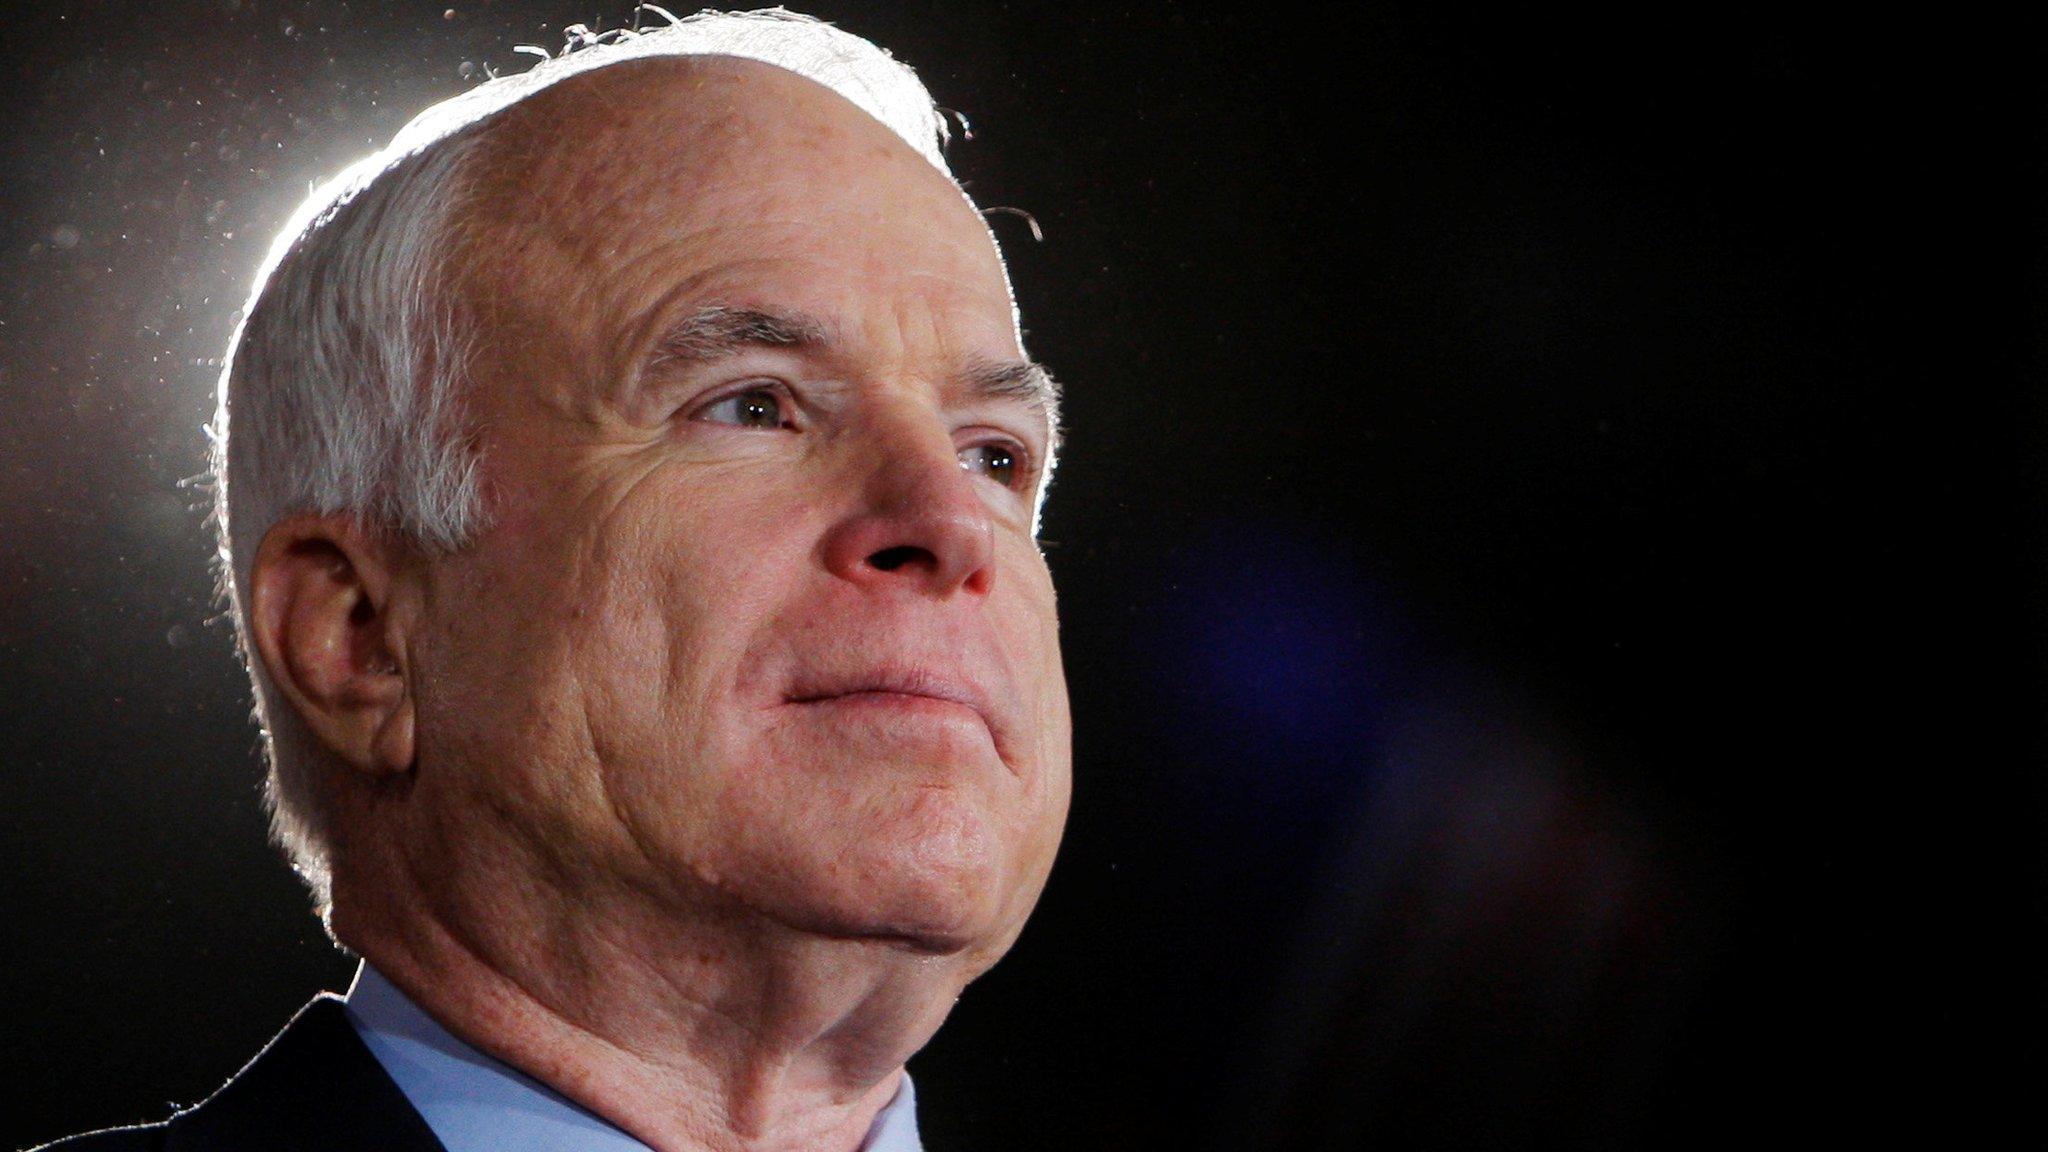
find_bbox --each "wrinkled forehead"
[438,56,1017,343]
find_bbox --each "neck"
[331,857,969,1152]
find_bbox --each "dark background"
[3,2,2042,1148]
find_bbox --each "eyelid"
[957,426,1040,492]
[686,378,797,426]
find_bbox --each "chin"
[863,881,1015,958]
[776,803,1033,959]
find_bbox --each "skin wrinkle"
[637,305,1055,439]
[291,55,1068,1152]
[377,898,733,1145]
[565,489,720,911]
[380,756,915,1146]
[516,181,1019,897]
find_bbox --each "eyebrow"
[963,356,1062,428]
[645,306,827,368]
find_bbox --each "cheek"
[1010,555,1073,872]
[408,562,632,879]
[568,476,827,851]
[999,549,1071,757]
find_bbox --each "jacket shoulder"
[29,995,441,1152]
[30,1126,165,1152]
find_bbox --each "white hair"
[214,9,970,914]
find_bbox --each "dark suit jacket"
[34,995,446,1152]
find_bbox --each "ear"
[247,515,417,778]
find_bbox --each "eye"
[958,441,1023,489]
[694,384,790,429]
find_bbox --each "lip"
[789,666,987,710]
[784,666,997,734]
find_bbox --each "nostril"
[867,545,929,572]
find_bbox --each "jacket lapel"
[162,994,445,1152]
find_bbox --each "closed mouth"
[791,684,972,708]
[784,668,993,728]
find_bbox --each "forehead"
[473,58,876,216]
[444,57,1015,355]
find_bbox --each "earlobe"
[371,700,416,777]
[247,516,417,777]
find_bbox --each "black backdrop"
[2,3,2042,1149]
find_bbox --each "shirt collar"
[343,961,922,1152]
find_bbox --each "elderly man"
[45,10,1070,1152]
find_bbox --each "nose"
[822,414,997,598]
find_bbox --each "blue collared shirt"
[344,963,923,1152]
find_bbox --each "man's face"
[399,59,1069,967]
